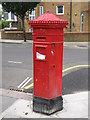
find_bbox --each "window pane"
[81,13,83,23]
[30,11,32,15]
[30,16,32,20]
[40,6,43,15]
[11,13,14,20]
[82,16,83,22]
[32,10,34,15]
[30,10,34,15]
[33,16,35,20]
[4,12,8,20]
[31,16,33,20]
[58,6,63,13]
[29,28,33,32]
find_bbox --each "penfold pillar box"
[29,11,68,115]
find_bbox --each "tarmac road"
[1,43,88,93]
[1,42,88,112]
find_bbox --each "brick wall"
[24,18,30,32]
[1,30,89,42]
[25,2,89,33]
[88,10,90,41]
[1,30,33,40]
[72,2,81,32]
[83,11,88,32]
[35,2,70,31]
[64,32,89,42]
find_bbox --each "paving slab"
[0,91,88,118]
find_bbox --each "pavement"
[0,88,88,118]
[0,39,88,49]
[0,39,33,44]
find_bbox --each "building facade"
[2,11,18,29]
[25,1,90,33]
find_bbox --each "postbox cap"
[29,11,68,28]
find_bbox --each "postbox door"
[33,44,49,98]
[33,43,63,99]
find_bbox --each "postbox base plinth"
[33,96,63,115]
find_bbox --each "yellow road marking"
[62,65,89,73]
[23,64,89,90]
[24,83,33,90]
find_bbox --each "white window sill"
[56,13,64,15]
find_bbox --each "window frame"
[29,9,35,32]
[56,5,64,15]
[29,9,35,20]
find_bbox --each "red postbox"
[29,11,68,115]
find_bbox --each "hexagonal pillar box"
[29,11,68,115]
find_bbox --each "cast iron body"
[29,11,68,115]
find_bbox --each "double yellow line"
[24,83,33,90]
[62,65,89,73]
[23,64,89,91]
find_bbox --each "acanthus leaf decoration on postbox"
[29,11,68,115]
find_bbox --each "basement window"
[56,5,64,15]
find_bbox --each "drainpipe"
[70,0,72,32]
